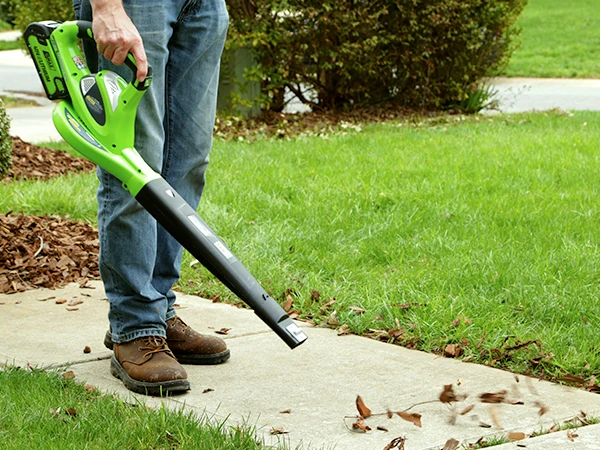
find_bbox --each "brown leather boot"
[166,316,230,365]
[111,336,190,396]
[104,317,230,365]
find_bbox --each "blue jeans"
[73,0,229,343]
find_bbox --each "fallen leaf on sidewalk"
[442,438,459,450]
[215,328,231,335]
[479,390,507,403]
[83,346,91,354]
[351,417,371,433]
[55,299,67,304]
[270,427,289,435]
[440,384,458,403]
[356,395,372,418]
[202,388,214,394]
[280,409,292,414]
[68,299,83,307]
[507,431,527,441]
[383,436,405,450]
[397,411,422,427]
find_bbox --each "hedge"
[227,0,527,112]
[0,99,12,179]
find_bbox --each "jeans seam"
[177,0,201,24]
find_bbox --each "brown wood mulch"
[7,137,96,181]
[1,137,100,294]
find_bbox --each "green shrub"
[10,0,74,32]
[0,99,12,179]
[227,0,527,112]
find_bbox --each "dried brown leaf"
[63,371,75,380]
[349,306,366,314]
[460,404,475,415]
[215,327,231,335]
[397,411,422,428]
[83,346,91,354]
[280,409,292,414]
[283,295,294,312]
[479,390,507,403]
[270,427,289,435]
[489,405,503,429]
[442,438,459,450]
[55,298,67,304]
[356,395,372,418]
[351,417,371,433]
[507,432,527,441]
[202,388,214,394]
[440,384,457,403]
[383,436,405,450]
[377,426,389,432]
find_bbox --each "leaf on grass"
[397,411,422,427]
[65,408,77,416]
[444,344,462,358]
[557,374,586,385]
[83,384,95,393]
[270,427,289,435]
[283,295,294,312]
[349,306,366,314]
[440,384,457,403]
[356,395,372,418]
[63,371,75,380]
[327,310,339,326]
[507,432,527,441]
[49,408,60,418]
[442,438,459,450]
[310,290,320,302]
[351,417,371,433]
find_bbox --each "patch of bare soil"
[1,138,99,294]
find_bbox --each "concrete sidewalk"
[1,282,599,450]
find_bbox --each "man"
[72,0,230,395]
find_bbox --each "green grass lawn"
[504,0,600,78]
[3,111,599,383]
[0,367,271,450]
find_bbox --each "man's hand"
[89,0,148,82]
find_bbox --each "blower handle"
[73,20,152,90]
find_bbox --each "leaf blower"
[23,20,307,349]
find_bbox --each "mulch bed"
[1,137,100,294]
[7,137,96,181]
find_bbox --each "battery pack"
[24,21,69,100]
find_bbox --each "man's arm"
[89,0,148,81]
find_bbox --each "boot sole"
[110,355,190,396]
[105,332,231,366]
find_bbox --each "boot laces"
[139,336,173,358]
